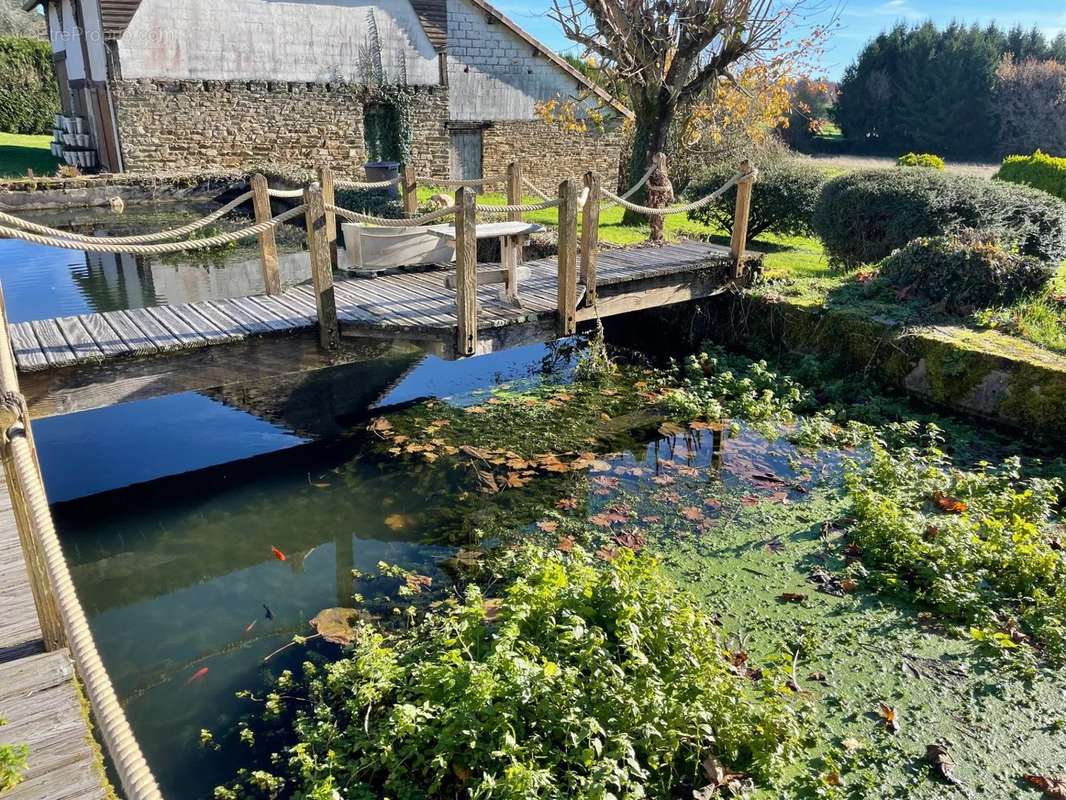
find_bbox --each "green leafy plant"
[685,158,826,240]
[812,167,1066,268]
[897,152,945,170]
[0,36,59,135]
[845,443,1066,659]
[878,229,1054,310]
[0,717,28,792]
[995,150,1066,201]
[218,546,810,800]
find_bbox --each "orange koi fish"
[271,546,286,561]
[244,620,257,633]
[184,667,209,686]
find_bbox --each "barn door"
[449,130,483,184]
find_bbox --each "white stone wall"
[446,0,586,121]
[118,0,440,84]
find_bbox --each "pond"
[0,200,308,323]
[42,333,1066,799]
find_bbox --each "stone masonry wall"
[111,80,449,178]
[482,120,623,193]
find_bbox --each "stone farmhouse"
[26,0,630,188]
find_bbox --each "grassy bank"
[0,133,58,179]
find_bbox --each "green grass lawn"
[0,133,59,179]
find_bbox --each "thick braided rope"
[602,169,755,216]
[0,205,306,254]
[474,199,561,215]
[521,177,553,202]
[1,400,164,800]
[0,190,255,244]
[325,203,458,227]
[520,160,658,207]
[418,175,503,188]
[267,187,305,199]
[334,177,402,190]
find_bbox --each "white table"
[428,221,543,305]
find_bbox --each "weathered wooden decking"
[0,480,110,800]
[9,241,734,373]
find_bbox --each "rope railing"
[0,190,256,245]
[334,176,403,190]
[601,167,756,217]
[417,175,504,189]
[267,187,305,199]
[325,203,458,227]
[0,205,306,255]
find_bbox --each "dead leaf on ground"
[556,535,576,553]
[536,520,559,532]
[924,743,961,786]
[310,608,360,645]
[933,491,968,514]
[1023,775,1066,799]
[879,703,900,734]
[595,546,619,561]
[778,593,807,604]
[697,753,751,797]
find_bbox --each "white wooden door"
[449,130,483,183]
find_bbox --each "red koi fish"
[244,620,257,633]
[271,546,286,561]
[184,667,209,686]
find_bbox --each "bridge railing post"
[251,173,282,295]
[303,182,340,350]
[556,177,579,337]
[506,161,524,263]
[454,186,478,356]
[317,164,338,268]
[729,159,755,279]
[580,170,600,307]
[401,163,418,216]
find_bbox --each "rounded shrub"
[0,37,59,135]
[995,150,1066,202]
[878,229,1054,310]
[897,152,945,170]
[812,168,1066,268]
[686,158,826,239]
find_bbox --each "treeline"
[834,22,1066,159]
[0,36,58,134]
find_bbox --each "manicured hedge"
[995,150,1066,201]
[879,229,1054,309]
[686,159,826,239]
[897,153,945,170]
[0,36,59,134]
[812,168,1066,268]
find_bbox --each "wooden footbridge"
[0,156,756,799]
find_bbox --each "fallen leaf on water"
[741,495,761,506]
[778,593,807,604]
[589,514,613,528]
[244,620,257,633]
[595,546,619,561]
[556,497,578,510]
[464,405,487,414]
[924,743,961,785]
[1023,775,1066,799]
[556,535,576,553]
[404,574,433,594]
[536,520,559,532]
[310,608,361,645]
[642,515,662,523]
[681,506,705,521]
[612,531,645,552]
[933,491,968,514]
[384,514,410,531]
[368,417,393,436]
[504,473,530,488]
[879,703,900,734]
[588,459,612,472]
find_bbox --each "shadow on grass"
[0,144,60,180]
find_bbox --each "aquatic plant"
[845,443,1066,659]
[0,718,28,792]
[216,546,810,800]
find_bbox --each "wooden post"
[729,160,755,279]
[317,164,338,268]
[556,178,579,337]
[580,170,600,307]
[250,173,281,295]
[0,283,64,650]
[401,163,418,216]
[454,187,478,356]
[303,183,340,350]
[506,161,522,223]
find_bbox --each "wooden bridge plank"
[245,295,314,327]
[206,299,274,335]
[167,304,239,344]
[313,283,385,325]
[144,305,209,348]
[227,296,295,333]
[189,301,251,338]
[8,323,48,372]
[77,314,133,359]
[102,310,161,355]
[28,320,78,367]
[356,274,455,328]
[54,316,105,362]
[121,307,184,352]
[270,290,319,322]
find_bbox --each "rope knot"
[0,389,26,440]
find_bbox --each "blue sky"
[491,0,1066,80]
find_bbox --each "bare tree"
[551,0,828,235]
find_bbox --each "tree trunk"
[622,95,676,231]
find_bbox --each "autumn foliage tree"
[550,0,830,234]
[992,57,1066,156]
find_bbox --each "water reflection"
[0,202,307,322]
